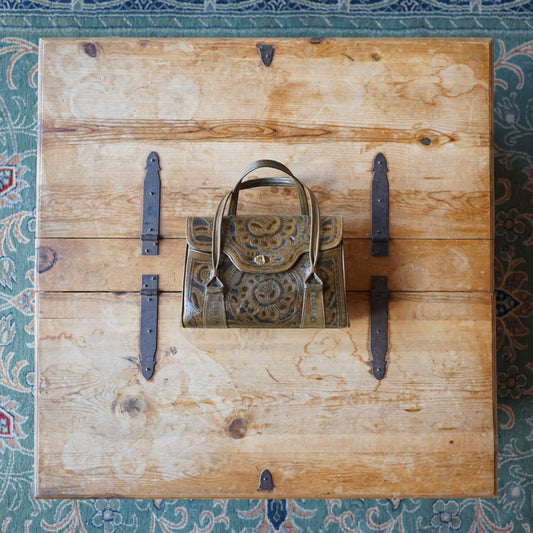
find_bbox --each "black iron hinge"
[371,153,389,257]
[140,274,158,380]
[141,152,161,255]
[370,275,389,380]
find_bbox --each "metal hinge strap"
[370,275,389,380]
[371,152,389,257]
[142,151,161,256]
[140,274,158,380]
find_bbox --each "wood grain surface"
[37,141,491,239]
[36,38,495,499]
[37,38,492,239]
[36,292,495,499]
[36,237,491,292]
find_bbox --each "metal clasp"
[254,255,271,265]
[257,44,274,67]
[258,469,274,492]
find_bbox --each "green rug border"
[1,13,533,37]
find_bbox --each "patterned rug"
[0,1,532,531]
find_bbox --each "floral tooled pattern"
[182,247,346,327]
[227,216,309,272]
[243,216,284,248]
[187,215,343,273]
[224,267,302,324]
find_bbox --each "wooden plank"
[37,38,492,240]
[37,141,491,239]
[35,37,494,499]
[39,39,491,133]
[36,291,495,498]
[38,140,490,192]
[42,119,490,147]
[36,238,492,293]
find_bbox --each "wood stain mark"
[266,368,280,383]
[83,43,98,57]
[346,330,364,364]
[228,418,248,439]
[40,331,87,348]
[36,246,57,273]
[371,53,381,61]
[120,397,145,418]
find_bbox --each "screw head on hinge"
[140,358,154,380]
[372,361,387,380]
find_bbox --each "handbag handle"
[209,161,321,280]
[228,160,311,215]
[228,177,309,216]
[203,160,326,328]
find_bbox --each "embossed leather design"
[186,215,343,274]
[181,159,349,329]
[182,241,347,327]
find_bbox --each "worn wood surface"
[36,38,495,499]
[38,38,492,239]
[36,237,491,292]
[36,292,495,499]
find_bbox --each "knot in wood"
[228,418,248,439]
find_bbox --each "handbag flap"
[186,215,343,273]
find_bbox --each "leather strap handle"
[229,160,311,215]
[203,161,325,328]
[228,177,309,216]
[216,163,321,269]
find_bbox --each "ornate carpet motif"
[1,1,533,34]
[0,7,532,532]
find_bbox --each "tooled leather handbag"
[181,160,349,328]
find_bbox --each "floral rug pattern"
[0,4,532,531]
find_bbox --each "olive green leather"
[181,160,349,328]
[228,177,309,216]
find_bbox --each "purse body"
[182,160,349,329]
[182,214,348,328]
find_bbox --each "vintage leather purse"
[181,160,348,328]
